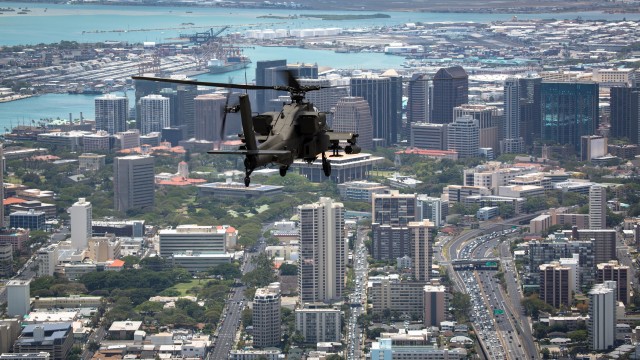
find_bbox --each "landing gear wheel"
[322,158,331,177]
[279,166,288,177]
[244,176,251,187]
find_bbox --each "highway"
[440,213,540,360]
[346,226,368,360]
[208,235,266,360]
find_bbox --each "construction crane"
[179,26,229,44]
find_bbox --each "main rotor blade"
[132,76,275,91]
[282,69,301,91]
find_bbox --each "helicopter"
[133,73,360,187]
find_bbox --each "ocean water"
[0,2,638,129]
[1,2,638,46]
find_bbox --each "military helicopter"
[133,73,360,187]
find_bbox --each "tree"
[279,263,298,276]
[208,263,242,280]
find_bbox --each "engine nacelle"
[345,145,361,154]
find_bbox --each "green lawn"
[168,279,201,296]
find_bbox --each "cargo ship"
[207,56,251,74]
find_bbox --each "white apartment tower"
[298,198,346,304]
[69,198,92,251]
[589,185,606,230]
[447,115,479,158]
[588,281,616,351]
[502,77,524,154]
[140,94,170,135]
[95,94,129,135]
[253,282,281,348]
[6,280,30,317]
[333,97,374,150]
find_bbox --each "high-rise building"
[502,78,524,154]
[69,198,92,251]
[610,86,640,144]
[447,115,479,158]
[6,280,30,317]
[350,72,402,145]
[113,155,155,212]
[95,94,128,135]
[539,262,571,308]
[563,228,617,267]
[519,76,542,148]
[596,260,629,305]
[541,82,599,151]
[0,244,12,278]
[589,185,606,230]
[332,96,373,150]
[177,85,198,138]
[253,282,281,348]
[262,63,318,112]
[255,59,287,113]
[407,73,431,124]
[431,66,468,124]
[158,225,226,258]
[588,281,616,351]
[140,94,170,135]
[299,79,348,114]
[453,104,500,154]
[410,123,448,150]
[372,190,417,227]
[371,191,417,261]
[423,284,446,327]
[295,306,342,343]
[417,195,448,227]
[298,198,345,303]
[0,144,4,227]
[409,220,434,282]
[194,94,226,142]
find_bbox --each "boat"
[207,56,251,74]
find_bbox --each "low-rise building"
[13,323,74,360]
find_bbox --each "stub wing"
[208,149,291,156]
[328,131,358,143]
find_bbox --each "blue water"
[0,2,638,129]
[1,2,638,46]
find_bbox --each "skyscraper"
[539,262,571,308]
[541,82,599,150]
[253,282,281,348]
[69,198,92,251]
[0,144,4,227]
[610,86,640,144]
[431,66,468,124]
[597,261,629,304]
[140,94,170,135]
[298,198,345,304]
[453,104,499,154]
[588,281,616,351]
[255,59,287,113]
[350,72,402,145]
[589,185,606,230]
[95,94,128,135]
[194,94,226,142]
[407,73,431,124]
[502,78,524,153]
[423,284,446,327]
[371,191,417,260]
[332,97,373,150]
[113,155,155,212]
[519,76,542,148]
[176,85,198,139]
[408,220,434,282]
[447,115,480,158]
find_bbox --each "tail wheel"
[279,166,288,177]
[244,177,251,187]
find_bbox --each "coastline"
[0,0,639,15]
[0,94,32,103]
